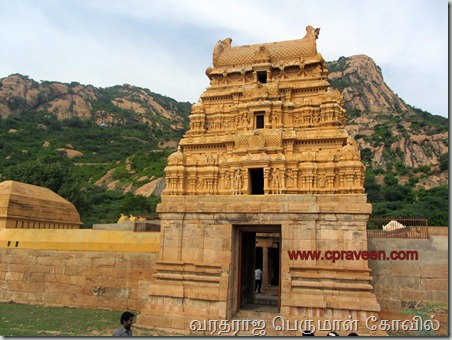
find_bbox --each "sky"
[0,0,448,118]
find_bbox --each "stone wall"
[0,248,158,311]
[368,227,448,311]
[139,194,380,333]
[0,226,447,333]
[0,228,158,312]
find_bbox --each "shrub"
[439,153,448,171]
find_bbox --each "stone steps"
[254,293,278,306]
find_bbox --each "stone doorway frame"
[235,224,281,313]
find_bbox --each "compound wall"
[0,228,160,311]
[368,227,448,310]
[0,226,448,333]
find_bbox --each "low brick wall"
[368,229,448,311]
[0,249,158,311]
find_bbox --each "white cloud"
[0,0,447,117]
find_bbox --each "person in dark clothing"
[113,311,134,336]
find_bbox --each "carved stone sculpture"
[162,25,364,196]
[145,26,380,335]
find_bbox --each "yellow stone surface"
[163,25,364,197]
[0,180,161,252]
[0,180,81,229]
[140,26,380,334]
[0,228,160,252]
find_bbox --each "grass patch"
[0,302,176,336]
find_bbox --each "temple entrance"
[237,225,280,312]
[238,231,255,307]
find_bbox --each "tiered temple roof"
[163,26,364,196]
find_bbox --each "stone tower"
[139,26,380,335]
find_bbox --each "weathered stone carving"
[232,168,243,195]
[145,26,380,334]
[117,213,130,223]
[163,26,363,196]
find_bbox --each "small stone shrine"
[0,180,81,229]
[138,26,380,334]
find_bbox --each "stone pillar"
[262,246,269,293]
[263,168,270,194]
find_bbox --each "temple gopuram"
[138,26,381,335]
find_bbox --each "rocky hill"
[328,55,411,113]
[0,74,190,132]
[327,55,448,189]
[0,57,448,227]
[0,55,448,193]
[0,74,192,200]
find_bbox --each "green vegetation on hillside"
[0,109,178,165]
[408,106,449,135]
[0,110,174,228]
[91,85,190,134]
[365,169,448,226]
[1,107,448,227]
[0,73,448,228]
[0,156,163,228]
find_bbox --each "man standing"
[255,268,263,294]
[113,311,134,336]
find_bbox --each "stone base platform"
[137,194,381,335]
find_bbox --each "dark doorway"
[268,247,280,286]
[255,246,263,269]
[249,168,264,195]
[236,225,281,313]
[239,231,256,308]
[257,71,267,83]
[255,114,264,129]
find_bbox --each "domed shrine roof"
[0,180,81,229]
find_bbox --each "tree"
[439,152,448,171]
[384,172,398,187]
[1,159,85,211]
[364,172,383,201]
[119,193,154,216]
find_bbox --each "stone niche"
[139,26,380,335]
